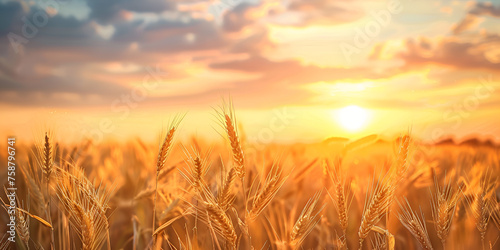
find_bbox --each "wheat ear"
[55,165,111,250]
[218,167,237,211]
[224,113,245,179]
[37,132,55,249]
[463,168,494,249]
[326,159,353,236]
[370,226,395,250]
[2,191,30,247]
[390,135,411,186]
[178,148,215,202]
[16,209,30,247]
[371,232,387,250]
[430,172,461,249]
[398,198,434,250]
[41,133,54,181]
[358,174,395,249]
[157,127,176,172]
[290,192,324,248]
[247,164,288,222]
[214,100,245,179]
[153,120,179,247]
[205,202,237,247]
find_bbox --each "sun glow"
[336,105,370,131]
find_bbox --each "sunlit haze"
[337,105,370,132]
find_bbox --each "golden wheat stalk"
[326,159,353,236]
[153,117,182,247]
[225,115,245,179]
[157,127,176,172]
[215,100,245,179]
[463,168,495,247]
[178,148,215,202]
[56,166,111,220]
[42,133,54,181]
[336,235,348,250]
[246,163,288,222]
[370,226,395,250]
[290,192,324,248]
[218,167,237,211]
[430,172,461,249]
[54,165,111,250]
[390,135,411,186]
[475,190,490,241]
[384,135,411,233]
[35,132,55,249]
[371,232,387,250]
[74,203,95,250]
[0,195,52,230]
[193,156,207,190]
[1,190,30,247]
[16,208,30,247]
[358,173,395,249]
[398,198,434,250]
[204,202,237,247]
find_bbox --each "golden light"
[336,105,370,131]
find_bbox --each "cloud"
[453,2,500,34]
[209,56,391,106]
[368,43,385,60]
[287,0,363,26]
[222,3,257,33]
[452,14,482,35]
[470,2,500,17]
[397,35,500,72]
[111,16,227,54]
[86,0,175,24]
[228,28,276,54]
[0,63,129,96]
[0,1,24,36]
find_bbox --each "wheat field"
[1,106,499,250]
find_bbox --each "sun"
[336,105,370,131]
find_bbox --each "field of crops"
[1,108,499,250]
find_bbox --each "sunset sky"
[0,0,499,143]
